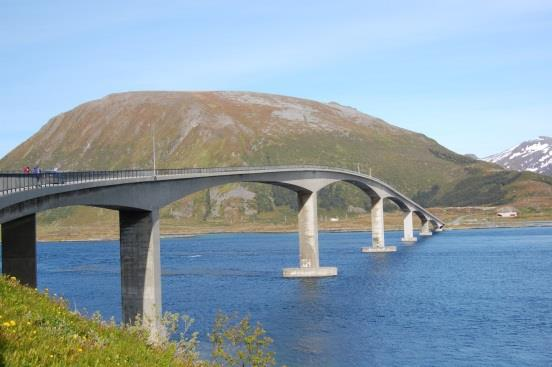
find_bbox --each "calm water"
[3,227,552,366]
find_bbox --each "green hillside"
[1,91,550,228]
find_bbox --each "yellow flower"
[9,320,16,326]
[73,334,78,339]
[77,348,83,352]
[27,321,31,325]
[32,330,37,334]
[49,354,54,358]
[2,322,10,327]
[9,276,16,281]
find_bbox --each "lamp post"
[152,121,157,177]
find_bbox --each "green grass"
[0,276,193,367]
[0,276,282,367]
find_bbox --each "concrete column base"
[282,267,337,278]
[2,214,37,287]
[419,232,433,236]
[401,237,418,243]
[361,246,397,253]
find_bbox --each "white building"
[497,208,518,218]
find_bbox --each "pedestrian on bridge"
[32,166,41,186]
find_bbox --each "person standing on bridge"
[23,166,30,174]
[32,166,42,186]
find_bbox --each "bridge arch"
[0,168,442,227]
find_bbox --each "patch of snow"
[539,151,552,162]
[484,144,518,162]
[540,157,552,168]
[524,142,549,153]
[508,151,523,160]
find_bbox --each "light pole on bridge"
[152,121,157,177]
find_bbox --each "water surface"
[4,227,552,366]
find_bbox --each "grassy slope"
[0,276,196,367]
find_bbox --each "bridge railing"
[0,170,150,195]
[0,166,443,224]
[0,166,338,195]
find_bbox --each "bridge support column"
[420,219,433,236]
[1,214,37,287]
[283,191,337,278]
[401,211,417,243]
[362,197,396,253]
[119,209,163,342]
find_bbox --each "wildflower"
[9,276,16,281]
[77,348,83,352]
[32,330,37,334]
[9,320,16,326]
[27,321,31,325]
[2,321,10,327]
[73,334,78,339]
[49,354,54,358]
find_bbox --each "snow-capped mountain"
[484,136,552,176]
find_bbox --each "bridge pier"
[283,191,337,278]
[119,209,163,342]
[401,211,417,243]
[1,214,37,287]
[420,219,433,236]
[362,197,397,253]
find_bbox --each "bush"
[209,312,278,367]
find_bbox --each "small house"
[497,207,518,218]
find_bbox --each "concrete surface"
[119,209,163,342]
[1,214,37,287]
[361,246,398,253]
[282,267,338,277]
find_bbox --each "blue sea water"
[4,227,552,366]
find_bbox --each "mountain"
[484,136,552,176]
[1,91,551,224]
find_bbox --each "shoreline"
[36,220,552,243]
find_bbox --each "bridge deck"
[0,166,444,226]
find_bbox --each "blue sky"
[1,0,551,158]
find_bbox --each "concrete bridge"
[0,165,444,339]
